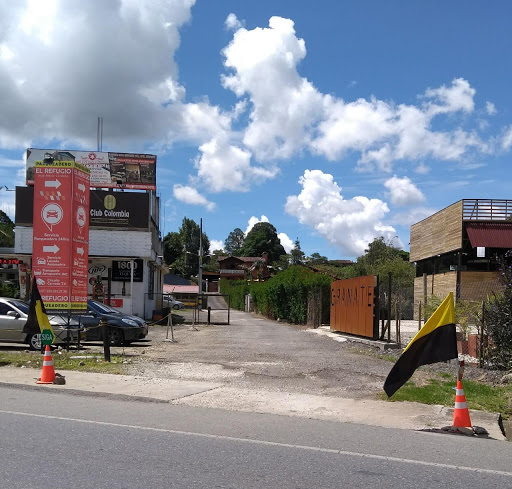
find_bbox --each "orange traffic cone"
[36,345,56,384]
[452,380,472,428]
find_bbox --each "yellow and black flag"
[23,278,54,337]
[384,292,458,397]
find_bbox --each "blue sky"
[1,1,511,259]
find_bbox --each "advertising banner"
[112,259,143,282]
[31,160,90,312]
[26,148,156,190]
[16,187,150,229]
[70,164,90,310]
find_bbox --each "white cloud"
[222,16,324,160]
[393,207,438,227]
[486,101,497,115]
[0,0,238,151]
[209,239,224,252]
[225,13,243,31]
[383,176,425,207]
[422,78,475,115]
[415,162,430,174]
[173,184,215,211]
[285,170,399,257]
[194,138,278,192]
[221,17,490,172]
[278,233,294,253]
[245,215,269,235]
[501,126,512,151]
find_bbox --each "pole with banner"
[32,160,90,313]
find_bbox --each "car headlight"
[122,318,138,326]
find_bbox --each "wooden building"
[218,253,270,281]
[410,199,512,317]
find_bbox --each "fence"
[145,292,231,326]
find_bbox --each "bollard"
[100,318,111,362]
[207,306,211,325]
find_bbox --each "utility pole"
[198,217,203,302]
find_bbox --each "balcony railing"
[462,199,512,221]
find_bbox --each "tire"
[173,304,180,310]
[28,334,42,351]
[107,327,124,346]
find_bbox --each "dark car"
[80,300,148,346]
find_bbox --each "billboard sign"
[112,259,143,282]
[16,187,150,229]
[26,148,156,190]
[31,160,90,311]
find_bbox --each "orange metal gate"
[330,275,379,339]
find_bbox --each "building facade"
[14,186,165,319]
[410,199,512,317]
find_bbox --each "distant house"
[218,253,270,281]
[163,273,198,303]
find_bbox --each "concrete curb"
[0,366,506,441]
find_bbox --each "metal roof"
[466,222,512,248]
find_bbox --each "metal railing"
[463,199,512,221]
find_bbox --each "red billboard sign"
[32,161,90,312]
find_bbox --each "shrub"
[485,254,512,369]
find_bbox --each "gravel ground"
[100,309,507,400]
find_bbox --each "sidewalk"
[0,365,505,441]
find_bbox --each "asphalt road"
[1,386,511,489]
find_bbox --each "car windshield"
[7,300,29,314]
[89,301,120,314]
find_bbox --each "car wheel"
[108,327,124,346]
[28,334,42,351]
[173,304,180,309]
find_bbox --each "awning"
[466,222,512,248]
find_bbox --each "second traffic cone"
[452,380,472,428]
[36,345,56,384]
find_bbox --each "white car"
[0,297,82,350]
[163,295,185,310]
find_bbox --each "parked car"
[80,300,148,346]
[0,297,82,350]
[163,295,185,310]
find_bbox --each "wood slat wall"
[410,201,463,262]
[460,271,501,301]
[413,272,457,319]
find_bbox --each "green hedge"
[220,266,332,324]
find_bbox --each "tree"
[239,222,286,264]
[0,210,14,247]
[290,238,305,265]
[307,253,328,265]
[224,228,245,256]
[163,232,182,267]
[485,253,512,369]
[162,218,210,278]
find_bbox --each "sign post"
[41,328,55,346]
[32,160,90,312]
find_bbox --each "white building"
[14,187,166,319]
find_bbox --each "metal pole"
[198,218,203,307]
[387,272,391,343]
[479,301,485,368]
[164,308,176,343]
[130,259,134,315]
[418,302,422,331]
[101,318,111,362]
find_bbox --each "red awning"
[466,222,512,248]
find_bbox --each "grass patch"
[380,374,512,418]
[0,351,129,375]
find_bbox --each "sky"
[1,0,511,260]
